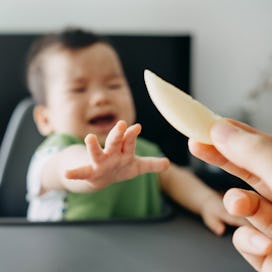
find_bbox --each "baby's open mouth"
[89,114,116,125]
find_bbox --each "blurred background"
[0,0,272,191]
[1,0,271,120]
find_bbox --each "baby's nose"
[89,88,109,106]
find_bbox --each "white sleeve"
[26,147,67,222]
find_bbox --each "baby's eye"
[108,83,122,90]
[107,82,124,90]
[71,87,86,93]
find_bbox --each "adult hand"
[189,119,272,272]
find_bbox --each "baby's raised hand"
[65,120,169,191]
[200,192,248,236]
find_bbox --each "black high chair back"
[0,33,191,217]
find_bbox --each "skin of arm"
[40,144,95,193]
[159,163,247,235]
[39,120,170,194]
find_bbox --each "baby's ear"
[33,105,53,136]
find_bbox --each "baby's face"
[41,43,136,145]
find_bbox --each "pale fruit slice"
[144,70,221,144]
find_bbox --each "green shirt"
[36,134,163,220]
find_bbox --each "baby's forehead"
[45,43,119,66]
[42,43,124,82]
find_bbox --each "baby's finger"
[224,189,272,239]
[65,165,93,180]
[135,156,170,174]
[122,123,141,154]
[104,120,127,152]
[85,134,103,162]
[203,216,226,236]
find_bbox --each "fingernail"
[250,234,272,252]
[211,120,240,144]
[224,190,244,212]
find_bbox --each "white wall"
[1,0,272,127]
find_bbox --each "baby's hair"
[26,28,110,104]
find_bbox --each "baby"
[26,28,245,234]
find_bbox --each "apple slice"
[144,70,221,144]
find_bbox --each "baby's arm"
[40,120,169,194]
[159,163,247,235]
